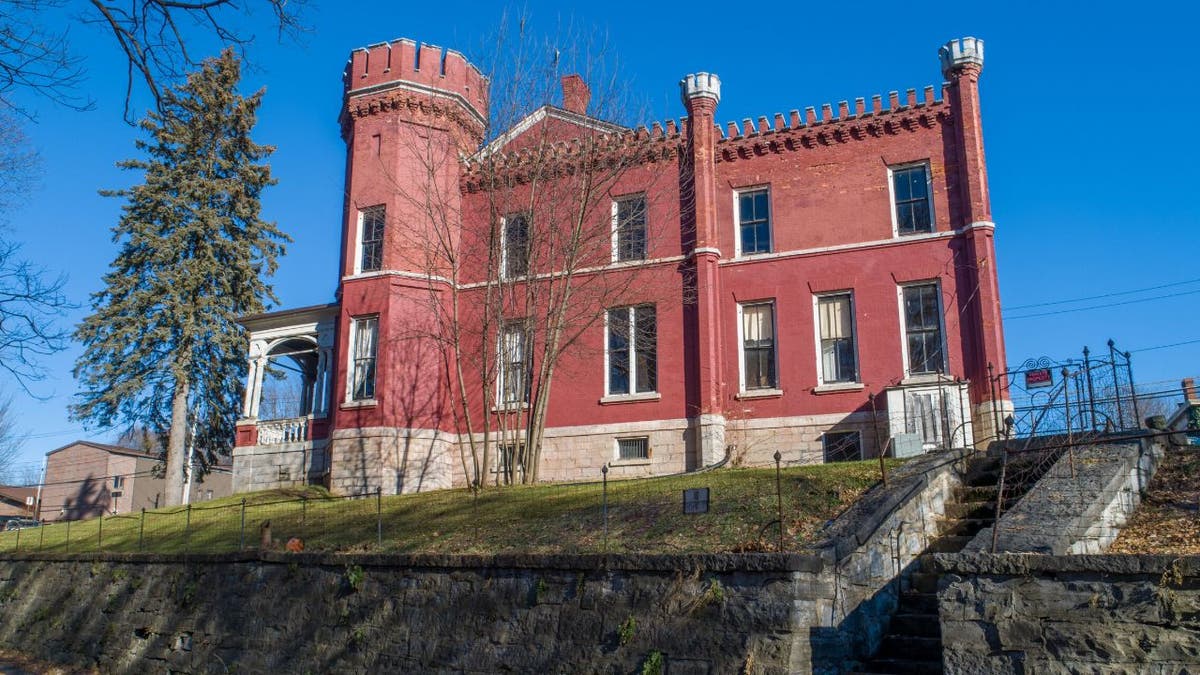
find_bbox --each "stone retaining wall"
[965,439,1162,554]
[932,553,1200,674]
[0,450,971,674]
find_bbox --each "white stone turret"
[939,37,984,78]
[680,72,721,106]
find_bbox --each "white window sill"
[812,383,865,394]
[599,392,661,405]
[899,373,953,387]
[736,388,783,400]
[341,399,378,409]
[610,458,652,467]
[491,402,530,413]
[733,251,773,260]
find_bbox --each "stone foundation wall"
[726,411,880,467]
[232,441,329,493]
[330,427,455,495]
[932,553,1200,674]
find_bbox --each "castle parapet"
[939,36,984,77]
[680,72,721,105]
[344,38,489,121]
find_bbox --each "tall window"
[741,302,777,390]
[891,164,933,235]
[359,206,385,272]
[817,294,858,383]
[497,321,530,405]
[737,188,771,255]
[607,305,657,396]
[350,316,379,400]
[902,284,945,374]
[613,195,647,262]
[502,214,530,279]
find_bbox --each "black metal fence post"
[139,509,146,552]
[1083,346,1097,430]
[870,393,888,486]
[239,499,246,550]
[13,526,19,553]
[1125,349,1140,426]
[37,522,44,551]
[184,504,192,554]
[1109,339,1125,429]
[774,450,784,553]
[65,519,71,554]
[1063,368,1076,479]
[601,464,609,554]
[97,514,103,552]
[301,496,307,542]
[376,486,382,549]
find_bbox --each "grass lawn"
[0,461,894,556]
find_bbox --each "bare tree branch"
[0,0,308,120]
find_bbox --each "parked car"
[2,519,39,531]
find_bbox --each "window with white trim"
[501,213,530,279]
[823,431,862,462]
[607,305,656,396]
[891,164,933,235]
[817,293,858,384]
[358,206,385,273]
[736,188,771,255]
[740,302,777,390]
[349,316,379,401]
[497,321,530,405]
[902,283,945,374]
[616,437,649,461]
[613,195,647,262]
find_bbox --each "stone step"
[927,535,975,554]
[855,657,944,674]
[877,635,943,659]
[888,611,941,638]
[954,484,999,501]
[935,517,992,537]
[944,501,996,520]
[896,591,938,614]
[907,571,940,594]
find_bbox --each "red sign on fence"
[1025,368,1053,388]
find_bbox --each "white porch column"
[244,340,268,420]
[314,324,335,418]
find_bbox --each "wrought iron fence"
[989,339,1141,442]
[0,454,893,557]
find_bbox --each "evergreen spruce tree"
[72,49,288,506]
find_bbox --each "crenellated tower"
[940,36,1011,441]
[330,39,490,495]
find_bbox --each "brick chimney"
[561,74,589,114]
[1183,378,1198,402]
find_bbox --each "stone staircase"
[852,448,1056,674]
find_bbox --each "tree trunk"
[165,378,190,506]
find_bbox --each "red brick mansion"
[232,36,1009,494]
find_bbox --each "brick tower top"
[679,72,721,106]
[342,38,489,145]
[939,37,984,78]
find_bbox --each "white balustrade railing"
[257,417,309,445]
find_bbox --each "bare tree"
[0,0,307,119]
[383,17,684,487]
[0,112,69,391]
[0,395,26,481]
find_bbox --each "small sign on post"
[683,487,710,514]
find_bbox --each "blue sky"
[3,1,1198,476]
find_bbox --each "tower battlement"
[344,38,489,121]
[939,36,984,77]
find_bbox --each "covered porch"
[233,304,338,491]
